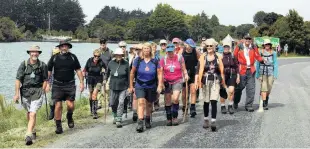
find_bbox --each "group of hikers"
[13,35,279,145]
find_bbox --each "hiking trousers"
[234,69,256,108]
[110,90,127,118]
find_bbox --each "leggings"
[203,100,217,119]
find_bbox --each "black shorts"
[183,75,195,87]
[52,81,76,102]
[220,75,237,99]
[135,87,157,102]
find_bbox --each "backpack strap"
[24,60,28,73]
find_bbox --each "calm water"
[0,42,132,101]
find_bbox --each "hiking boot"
[166,120,172,126]
[48,105,55,120]
[266,96,269,106]
[203,119,209,129]
[93,113,98,119]
[67,119,74,128]
[190,106,197,118]
[32,132,36,140]
[172,118,179,126]
[221,106,227,114]
[145,117,151,129]
[25,135,33,146]
[112,112,117,124]
[228,105,234,114]
[89,100,93,116]
[263,101,269,110]
[132,112,138,122]
[233,103,238,110]
[245,107,254,112]
[93,101,99,119]
[154,103,160,111]
[116,117,122,128]
[55,126,63,134]
[136,120,144,133]
[211,121,217,132]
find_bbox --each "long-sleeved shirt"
[105,59,129,91]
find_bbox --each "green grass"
[0,94,108,148]
[278,52,310,58]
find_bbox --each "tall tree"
[235,24,255,38]
[263,12,283,26]
[286,9,305,54]
[210,15,220,27]
[253,11,267,26]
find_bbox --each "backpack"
[259,49,274,74]
[51,52,76,75]
[135,57,159,86]
[164,54,183,67]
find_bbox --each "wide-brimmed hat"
[166,43,175,52]
[159,39,168,45]
[27,45,42,54]
[263,39,272,45]
[114,48,124,55]
[56,40,72,49]
[185,38,196,48]
[223,41,231,47]
[118,41,127,47]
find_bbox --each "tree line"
[0,2,309,54]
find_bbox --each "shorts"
[22,95,44,113]
[183,75,195,87]
[224,75,237,87]
[201,80,220,102]
[260,75,274,92]
[165,82,183,93]
[88,83,102,93]
[52,82,76,102]
[135,87,157,102]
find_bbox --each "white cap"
[118,41,127,47]
[159,39,168,44]
[114,48,124,55]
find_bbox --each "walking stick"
[182,81,189,123]
[258,65,266,113]
[104,86,107,124]
[44,93,49,120]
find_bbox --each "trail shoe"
[211,121,217,132]
[145,117,151,129]
[203,119,210,129]
[25,135,33,146]
[166,120,172,126]
[154,102,160,111]
[93,101,99,119]
[221,106,227,114]
[67,119,74,128]
[136,120,144,133]
[116,118,123,128]
[228,105,234,114]
[55,126,63,134]
[266,96,269,106]
[132,112,138,122]
[32,132,37,140]
[263,100,269,110]
[245,107,254,112]
[48,105,55,120]
[233,103,238,110]
[89,100,94,116]
[172,118,179,126]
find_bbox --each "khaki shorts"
[260,75,274,92]
[22,95,44,113]
[201,80,220,102]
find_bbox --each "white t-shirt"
[243,44,251,68]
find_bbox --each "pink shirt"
[160,54,184,84]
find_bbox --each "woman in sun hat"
[256,39,278,110]
[104,48,130,128]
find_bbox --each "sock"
[133,109,137,113]
[221,103,225,106]
[66,111,73,120]
[145,116,151,122]
[211,118,216,122]
[211,100,217,119]
[204,117,209,120]
[56,120,62,127]
[165,106,172,120]
[172,104,179,118]
[229,101,234,105]
[203,102,210,117]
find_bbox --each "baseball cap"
[166,43,175,52]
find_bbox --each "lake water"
[0,42,133,101]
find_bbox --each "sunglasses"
[245,38,252,40]
[100,42,106,45]
[160,44,167,46]
[94,55,100,58]
[173,42,178,44]
[206,45,213,47]
[120,46,126,48]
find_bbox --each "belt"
[53,79,75,84]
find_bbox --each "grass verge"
[0,94,107,148]
[278,53,310,58]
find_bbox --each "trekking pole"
[44,93,49,120]
[104,86,107,124]
[258,65,265,113]
[182,80,189,123]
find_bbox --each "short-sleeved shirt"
[47,52,81,82]
[133,57,160,89]
[160,54,184,84]
[159,50,166,59]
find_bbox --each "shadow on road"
[217,119,240,130]
[235,103,285,112]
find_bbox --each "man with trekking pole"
[13,45,48,146]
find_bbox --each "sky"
[79,0,310,26]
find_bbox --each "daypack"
[164,54,183,67]
[259,49,274,74]
[135,57,159,86]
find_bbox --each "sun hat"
[172,38,181,43]
[185,38,196,48]
[159,39,168,45]
[118,41,127,47]
[27,45,42,54]
[263,39,272,45]
[56,40,72,49]
[114,48,124,55]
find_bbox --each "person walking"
[13,45,48,145]
[105,48,130,128]
[150,42,161,111]
[159,39,168,58]
[195,39,225,131]
[160,43,189,126]
[233,35,265,112]
[118,41,129,61]
[129,42,162,132]
[256,39,279,110]
[219,42,239,114]
[181,38,201,118]
[284,44,288,57]
[83,49,106,119]
[47,41,84,134]
[47,48,60,120]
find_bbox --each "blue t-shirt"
[133,57,161,89]
[217,45,224,54]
